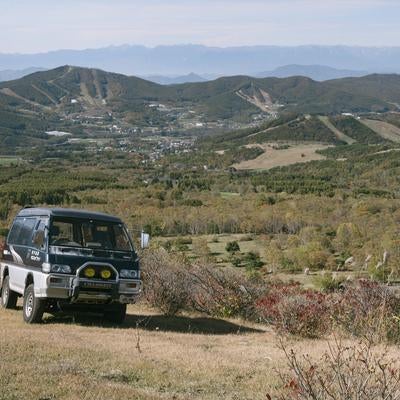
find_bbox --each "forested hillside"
[0,66,398,131]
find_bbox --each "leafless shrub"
[141,248,264,319]
[187,264,264,319]
[273,339,400,400]
[140,248,190,316]
[331,280,400,344]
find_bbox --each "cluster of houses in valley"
[41,99,275,164]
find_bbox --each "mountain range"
[0,65,369,85]
[142,73,207,85]
[0,45,399,76]
[0,67,45,82]
[256,65,368,81]
[1,66,397,116]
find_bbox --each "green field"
[0,156,24,166]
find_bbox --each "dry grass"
[232,142,331,171]
[0,303,275,400]
[2,304,400,399]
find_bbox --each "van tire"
[23,284,45,323]
[1,276,18,309]
[104,303,127,324]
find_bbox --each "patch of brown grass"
[3,304,400,399]
[0,304,276,400]
[232,142,331,171]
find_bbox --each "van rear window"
[49,218,132,252]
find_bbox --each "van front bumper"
[37,274,142,304]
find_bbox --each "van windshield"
[49,217,133,252]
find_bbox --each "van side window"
[8,218,37,246]
[32,220,47,250]
[113,225,132,251]
[8,218,24,245]
[19,218,38,246]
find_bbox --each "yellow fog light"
[84,267,96,278]
[100,269,112,280]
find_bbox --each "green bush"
[226,241,240,254]
[175,237,193,245]
[229,255,242,268]
[182,199,203,207]
[313,272,345,292]
[243,251,264,271]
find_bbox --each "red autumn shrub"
[256,283,331,338]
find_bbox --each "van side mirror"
[140,231,150,249]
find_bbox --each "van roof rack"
[18,207,122,223]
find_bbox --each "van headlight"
[100,269,112,280]
[42,263,72,274]
[83,267,96,278]
[120,269,137,279]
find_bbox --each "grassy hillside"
[327,74,400,105]
[249,116,341,144]
[169,74,394,115]
[201,114,342,149]
[0,109,55,152]
[329,116,387,144]
[367,112,400,129]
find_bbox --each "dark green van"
[0,208,145,324]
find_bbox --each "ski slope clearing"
[232,142,331,170]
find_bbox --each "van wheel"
[23,284,45,323]
[104,303,127,324]
[1,276,18,309]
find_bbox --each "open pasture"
[232,142,331,170]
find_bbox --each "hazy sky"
[1,0,399,53]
